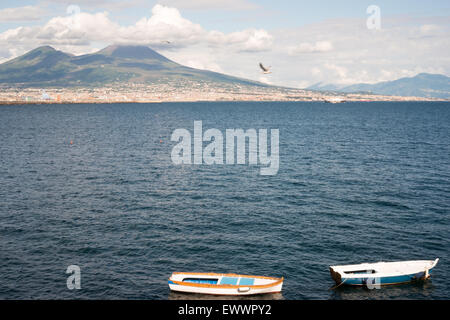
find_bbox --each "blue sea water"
[0,101,449,300]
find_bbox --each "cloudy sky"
[0,0,449,88]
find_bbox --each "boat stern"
[329,267,342,285]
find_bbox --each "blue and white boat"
[330,259,439,287]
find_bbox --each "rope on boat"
[329,278,347,290]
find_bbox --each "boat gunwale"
[170,272,282,281]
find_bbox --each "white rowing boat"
[330,258,439,287]
[168,272,284,296]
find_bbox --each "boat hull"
[339,270,433,286]
[168,281,283,295]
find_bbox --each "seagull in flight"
[259,62,272,74]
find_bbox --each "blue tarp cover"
[239,278,255,286]
[220,277,239,285]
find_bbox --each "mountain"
[306,82,342,92]
[307,73,450,99]
[0,45,266,87]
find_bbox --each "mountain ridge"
[307,73,450,99]
[0,45,267,88]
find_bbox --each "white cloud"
[311,67,321,76]
[158,0,258,10]
[44,0,144,9]
[288,41,333,54]
[271,16,450,87]
[0,4,273,58]
[209,28,273,52]
[119,4,205,45]
[172,50,224,73]
[324,63,348,80]
[419,24,440,36]
[0,6,45,22]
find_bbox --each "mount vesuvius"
[0,45,265,88]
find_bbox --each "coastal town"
[0,80,440,104]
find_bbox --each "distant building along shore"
[0,81,442,105]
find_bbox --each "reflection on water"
[329,281,435,300]
[168,291,284,300]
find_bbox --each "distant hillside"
[0,45,266,87]
[306,83,341,92]
[308,73,450,99]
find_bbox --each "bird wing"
[259,63,268,72]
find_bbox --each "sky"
[0,0,449,88]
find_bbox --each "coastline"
[1,82,446,105]
[0,90,446,105]
[0,97,446,105]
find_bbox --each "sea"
[0,101,449,300]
